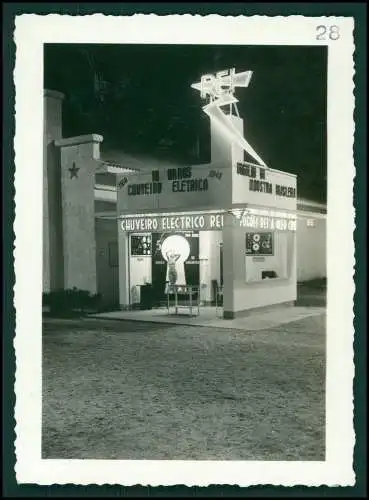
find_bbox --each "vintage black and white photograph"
[14,14,355,486]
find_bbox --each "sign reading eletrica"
[117,165,229,214]
[125,167,212,197]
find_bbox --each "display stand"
[166,285,200,317]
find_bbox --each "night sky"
[44,44,327,202]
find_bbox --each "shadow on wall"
[95,219,120,310]
[296,278,327,307]
[45,142,64,291]
[42,288,102,317]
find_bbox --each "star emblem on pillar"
[68,162,80,179]
[118,177,128,189]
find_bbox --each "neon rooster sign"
[191,68,267,168]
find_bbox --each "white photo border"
[14,14,355,486]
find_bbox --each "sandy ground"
[42,311,325,460]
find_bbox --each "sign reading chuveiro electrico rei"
[120,208,297,233]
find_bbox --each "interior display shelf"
[166,285,200,317]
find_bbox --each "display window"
[245,230,295,282]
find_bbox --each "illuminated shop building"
[43,69,326,318]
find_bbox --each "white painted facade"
[115,113,300,318]
[296,209,326,282]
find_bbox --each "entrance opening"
[128,230,223,311]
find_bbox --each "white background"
[14,14,355,486]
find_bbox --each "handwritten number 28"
[316,25,340,40]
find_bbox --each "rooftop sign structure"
[191,68,267,168]
[191,68,252,104]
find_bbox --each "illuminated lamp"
[161,235,190,289]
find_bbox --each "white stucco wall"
[222,215,297,315]
[245,232,289,282]
[241,237,297,311]
[199,230,222,302]
[296,213,326,281]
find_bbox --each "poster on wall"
[246,232,274,256]
[130,235,152,256]
[151,232,199,302]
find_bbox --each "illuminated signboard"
[232,160,297,211]
[121,212,225,232]
[117,166,230,214]
[120,209,297,232]
[191,68,252,102]
[125,167,212,197]
[232,207,297,231]
[236,161,296,198]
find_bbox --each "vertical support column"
[43,90,64,292]
[55,134,103,293]
[199,231,211,304]
[118,226,130,309]
[210,118,232,165]
[231,116,244,165]
[210,114,244,318]
[210,114,244,166]
[292,230,298,303]
[222,212,236,318]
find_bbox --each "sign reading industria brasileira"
[116,67,297,221]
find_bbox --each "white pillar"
[55,134,103,293]
[210,114,244,166]
[210,114,244,318]
[118,227,130,308]
[199,231,211,303]
[222,213,236,318]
